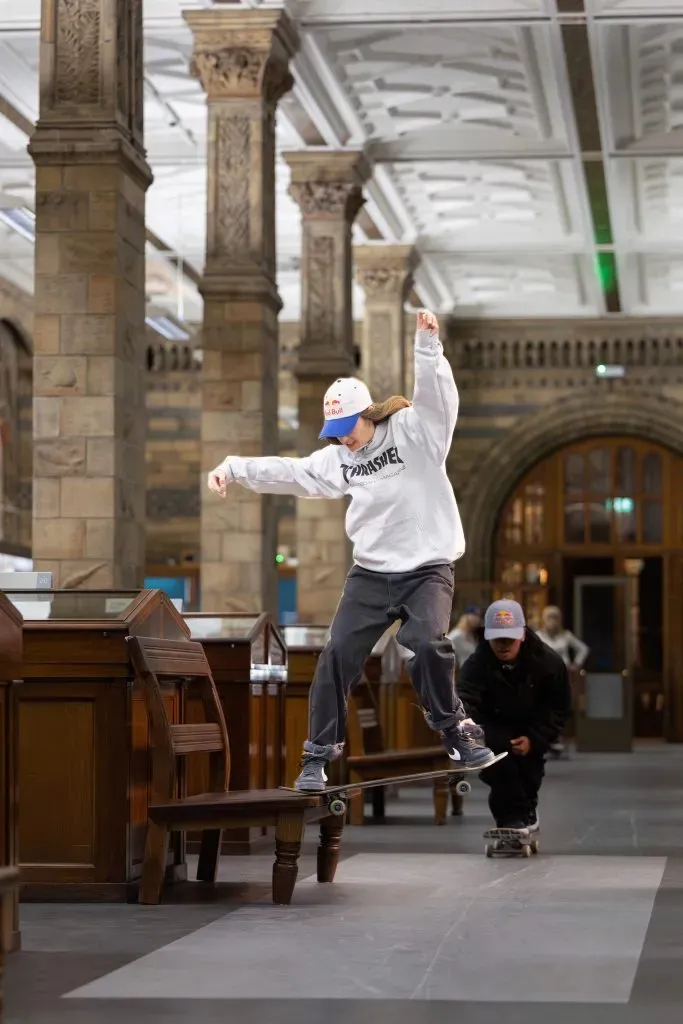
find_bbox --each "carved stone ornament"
[190,46,293,104]
[357,265,409,300]
[305,235,335,345]
[289,181,365,221]
[54,0,101,106]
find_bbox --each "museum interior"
[1,0,683,1021]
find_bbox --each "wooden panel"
[20,630,129,674]
[0,595,22,951]
[18,697,96,869]
[14,591,190,901]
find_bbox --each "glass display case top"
[184,614,262,640]
[183,613,288,683]
[0,589,141,621]
[282,625,330,648]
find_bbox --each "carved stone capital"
[184,9,299,104]
[190,47,293,105]
[289,180,365,221]
[354,244,419,300]
[285,149,372,223]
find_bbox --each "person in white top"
[536,604,586,757]
[536,606,589,668]
[447,606,482,669]
[207,309,497,791]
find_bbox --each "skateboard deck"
[280,751,507,816]
[483,826,540,859]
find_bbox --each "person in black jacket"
[458,599,572,831]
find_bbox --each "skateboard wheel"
[485,844,493,858]
[521,845,532,858]
[455,780,471,796]
[531,841,539,854]
[328,798,346,817]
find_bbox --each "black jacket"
[458,628,572,756]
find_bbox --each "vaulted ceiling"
[1,0,683,325]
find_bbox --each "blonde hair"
[327,395,411,444]
[361,396,411,423]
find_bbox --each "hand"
[510,735,531,756]
[459,717,485,740]
[417,309,438,335]
[207,464,231,498]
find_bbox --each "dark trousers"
[479,721,545,827]
[308,563,466,751]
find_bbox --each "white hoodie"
[222,327,464,574]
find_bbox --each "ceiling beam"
[368,134,573,163]
[555,2,622,313]
[294,0,551,26]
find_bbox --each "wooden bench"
[0,867,19,1022]
[346,678,454,825]
[128,636,342,905]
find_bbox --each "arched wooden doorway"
[494,436,683,739]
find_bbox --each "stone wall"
[0,279,35,556]
[443,317,683,580]
[145,333,201,565]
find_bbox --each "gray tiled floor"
[6,746,683,1023]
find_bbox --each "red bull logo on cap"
[493,609,515,627]
[324,397,345,417]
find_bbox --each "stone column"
[28,0,151,588]
[184,9,299,615]
[355,244,418,398]
[285,150,371,624]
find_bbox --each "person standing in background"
[536,605,588,757]
[536,605,589,669]
[447,606,482,669]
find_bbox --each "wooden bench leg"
[349,790,364,826]
[317,816,343,883]
[272,813,304,905]
[197,829,222,883]
[139,820,170,905]
[433,777,448,826]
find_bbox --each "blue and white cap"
[484,599,526,641]
[319,377,373,439]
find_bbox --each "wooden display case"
[0,594,21,950]
[3,588,189,902]
[183,613,287,854]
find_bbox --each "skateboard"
[280,751,507,817]
[483,826,540,859]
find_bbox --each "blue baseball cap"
[319,377,373,439]
[484,599,526,641]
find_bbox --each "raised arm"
[404,310,459,463]
[208,447,344,500]
[566,630,589,668]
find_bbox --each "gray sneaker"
[442,721,495,769]
[292,740,333,792]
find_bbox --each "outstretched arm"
[208,447,345,500]
[404,310,459,463]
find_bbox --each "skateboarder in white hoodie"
[208,309,495,790]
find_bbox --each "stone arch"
[459,389,683,580]
[0,317,32,553]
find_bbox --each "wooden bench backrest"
[128,635,231,799]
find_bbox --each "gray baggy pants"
[307,563,467,754]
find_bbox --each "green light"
[596,364,606,375]
[275,553,285,564]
